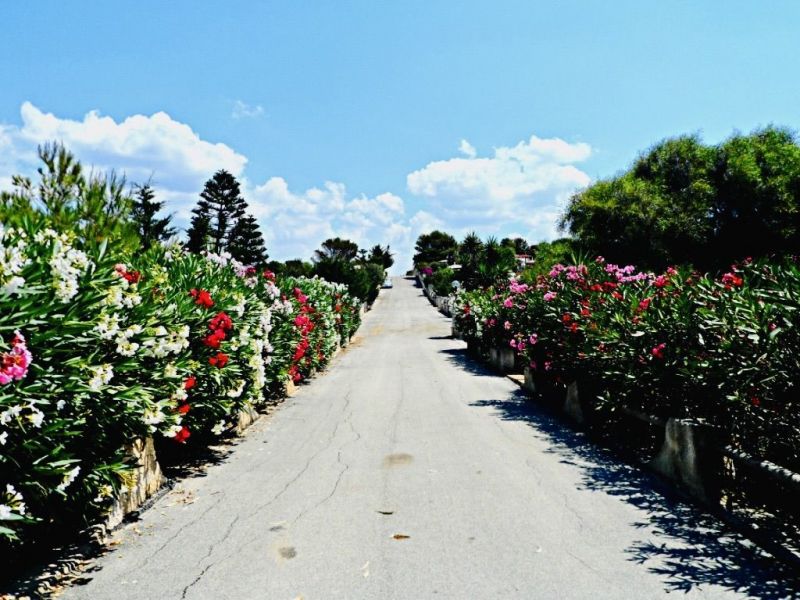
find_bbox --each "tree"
[0,143,138,253]
[413,231,457,266]
[367,244,394,269]
[186,170,247,254]
[561,135,718,269]
[711,127,800,263]
[501,237,531,255]
[227,213,268,267]
[313,237,360,262]
[131,184,175,250]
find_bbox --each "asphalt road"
[61,277,797,600]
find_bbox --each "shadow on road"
[440,345,800,599]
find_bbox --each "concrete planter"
[451,321,462,340]
[563,381,585,424]
[489,346,516,373]
[648,418,722,503]
[284,377,299,397]
[235,403,259,434]
[105,437,164,529]
[522,367,537,394]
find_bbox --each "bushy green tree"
[413,231,457,265]
[561,128,800,270]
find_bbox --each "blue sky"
[1,1,798,270]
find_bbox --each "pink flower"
[516,341,526,352]
[503,297,514,308]
[503,321,512,330]
[543,292,557,302]
[529,333,538,345]
[651,343,666,359]
[530,360,538,371]
[1,331,32,384]
[543,361,553,371]
[509,339,517,349]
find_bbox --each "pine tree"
[228,212,268,267]
[185,170,246,254]
[131,184,176,250]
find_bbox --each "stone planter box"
[235,403,259,434]
[105,437,164,530]
[522,367,537,394]
[489,347,516,373]
[648,418,723,503]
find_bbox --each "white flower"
[0,504,12,520]
[56,466,81,492]
[164,363,178,378]
[56,399,66,411]
[226,380,246,398]
[163,424,183,438]
[1,275,26,296]
[143,407,165,426]
[211,421,226,435]
[28,406,45,428]
[95,313,121,339]
[171,387,188,402]
[87,364,114,390]
[0,431,7,445]
[116,339,139,357]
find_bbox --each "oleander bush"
[0,154,363,551]
[453,256,800,470]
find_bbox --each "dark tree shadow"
[441,345,800,599]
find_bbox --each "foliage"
[453,256,800,470]
[429,267,456,296]
[562,127,800,270]
[0,143,139,255]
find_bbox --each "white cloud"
[248,178,410,267]
[231,100,264,119]
[407,134,592,241]
[458,139,476,158]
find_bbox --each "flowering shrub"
[453,256,800,470]
[0,230,361,547]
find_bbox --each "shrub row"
[452,256,800,471]
[0,222,361,547]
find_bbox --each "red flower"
[653,275,668,289]
[209,352,229,368]
[123,270,142,284]
[209,312,233,332]
[245,266,257,276]
[562,313,572,323]
[184,376,196,390]
[651,343,666,359]
[721,272,744,289]
[189,289,214,308]
[174,426,191,443]
[637,297,652,312]
[263,269,276,281]
[580,308,591,317]
[204,329,226,348]
[611,291,623,301]
[177,403,190,415]
[569,322,579,333]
